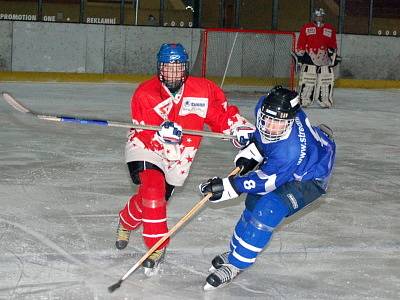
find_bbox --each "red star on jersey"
[186,155,193,162]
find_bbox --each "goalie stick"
[1,92,235,140]
[108,166,242,293]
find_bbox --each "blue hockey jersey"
[232,105,336,195]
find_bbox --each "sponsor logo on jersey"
[179,97,208,118]
[306,27,316,35]
[323,28,332,37]
[295,117,307,165]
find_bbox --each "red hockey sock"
[119,193,143,230]
[139,169,169,250]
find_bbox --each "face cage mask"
[257,109,294,142]
[158,61,189,93]
[314,14,324,27]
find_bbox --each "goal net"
[192,28,296,89]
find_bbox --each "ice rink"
[0,82,399,300]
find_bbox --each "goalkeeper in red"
[295,8,340,108]
[115,43,254,276]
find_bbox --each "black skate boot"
[318,124,334,140]
[142,248,166,277]
[115,221,131,250]
[209,251,230,272]
[204,264,240,290]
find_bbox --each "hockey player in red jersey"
[115,43,255,276]
[295,8,340,108]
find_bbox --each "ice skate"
[317,98,332,108]
[204,263,240,291]
[142,248,166,277]
[115,221,131,250]
[209,251,230,272]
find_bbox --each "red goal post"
[196,28,296,90]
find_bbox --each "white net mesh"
[194,29,296,89]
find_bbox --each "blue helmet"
[157,43,189,64]
[157,43,189,92]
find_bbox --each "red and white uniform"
[125,76,251,186]
[120,76,251,250]
[297,22,337,66]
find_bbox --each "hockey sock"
[228,195,288,269]
[139,169,169,250]
[119,193,143,230]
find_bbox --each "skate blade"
[208,265,216,272]
[144,266,160,277]
[203,282,217,291]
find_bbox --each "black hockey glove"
[327,48,342,67]
[234,142,264,175]
[292,51,314,65]
[199,176,240,203]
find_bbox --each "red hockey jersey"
[297,22,337,66]
[125,76,251,186]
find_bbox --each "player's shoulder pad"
[136,76,159,90]
[302,22,316,29]
[324,23,336,30]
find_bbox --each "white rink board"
[0,82,399,300]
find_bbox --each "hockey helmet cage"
[256,86,300,142]
[157,43,189,93]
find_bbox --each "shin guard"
[119,194,143,230]
[139,169,169,250]
[228,194,289,269]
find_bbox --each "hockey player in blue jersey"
[199,86,336,290]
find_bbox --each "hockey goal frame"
[199,28,296,90]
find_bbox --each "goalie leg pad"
[315,66,335,108]
[298,64,317,107]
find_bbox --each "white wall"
[0,21,399,80]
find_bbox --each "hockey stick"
[108,166,241,293]
[1,92,235,140]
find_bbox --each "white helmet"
[313,8,326,27]
[314,8,326,17]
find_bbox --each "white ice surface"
[0,82,399,300]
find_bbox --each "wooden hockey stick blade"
[108,166,241,292]
[108,279,123,293]
[1,92,235,140]
[2,91,32,114]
